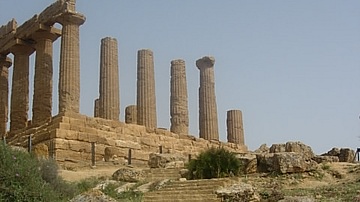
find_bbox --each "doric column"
[136,49,157,128]
[94,98,100,117]
[196,56,219,140]
[57,12,85,113]
[32,31,60,126]
[10,45,34,132]
[125,105,137,124]
[0,56,12,137]
[98,37,120,120]
[227,110,245,145]
[170,59,189,135]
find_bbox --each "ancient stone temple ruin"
[0,0,247,168]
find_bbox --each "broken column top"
[171,59,185,65]
[196,56,215,69]
[101,37,117,43]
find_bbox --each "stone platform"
[7,113,247,168]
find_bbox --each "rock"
[70,189,117,202]
[285,141,314,160]
[339,148,355,162]
[269,144,286,153]
[93,180,118,190]
[112,168,145,182]
[273,152,318,174]
[33,143,48,158]
[312,155,339,164]
[278,196,315,202]
[179,169,189,178]
[322,147,340,157]
[115,182,136,193]
[134,182,154,193]
[216,183,260,202]
[236,153,257,174]
[256,153,275,173]
[254,144,269,153]
[148,153,186,168]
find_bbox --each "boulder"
[256,153,275,173]
[273,152,318,174]
[322,147,340,157]
[236,153,257,174]
[285,141,314,160]
[339,148,355,162]
[33,143,48,158]
[254,144,269,153]
[104,147,125,165]
[312,155,339,164]
[216,183,260,202]
[269,144,286,153]
[70,189,117,202]
[148,153,186,168]
[112,168,145,182]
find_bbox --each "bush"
[0,143,66,201]
[187,147,242,179]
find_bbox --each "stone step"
[143,198,221,202]
[143,193,220,201]
[159,184,222,191]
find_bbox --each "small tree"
[187,147,242,179]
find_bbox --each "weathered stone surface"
[196,56,219,140]
[170,59,189,135]
[273,152,318,174]
[10,44,34,132]
[339,148,355,162]
[33,143,49,158]
[312,155,339,164]
[216,183,260,202]
[148,153,186,168]
[98,37,120,121]
[32,31,60,126]
[104,147,125,162]
[254,144,269,153]
[236,153,257,174]
[323,147,340,157]
[285,141,314,160]
[0,56,11,137]
[270,143,286,153]
[57,12,85,113]
[137,49,157,128]
[256,153,275,173]
[112,167,146,182]
[227,110,244,145]
[69,189,117,202]
[125,105,137,124]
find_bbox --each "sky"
[1,0,360,154]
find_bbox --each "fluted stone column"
[10,45,34,131]
[196,56,219,140]
[170,59,189,135]
[125,105,137,124]
[57,12,85,113]
[227,110,245,145]
[94,98,100,117]
[136,49,157,128]
[32,31,59,125]
[0,56,12,137]
[98,37,120,120]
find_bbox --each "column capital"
[196,56,215,70]
[0,55,12,68]
[10,44,35,55]
[57,12,86,26]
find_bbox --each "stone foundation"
[8,113,247,168]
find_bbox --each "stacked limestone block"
[125,105,137,124]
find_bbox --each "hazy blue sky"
[1,1,360,154]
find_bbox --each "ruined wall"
[8,113,247,168]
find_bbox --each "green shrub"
[187,147,242,179]
[0,143,65,201]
